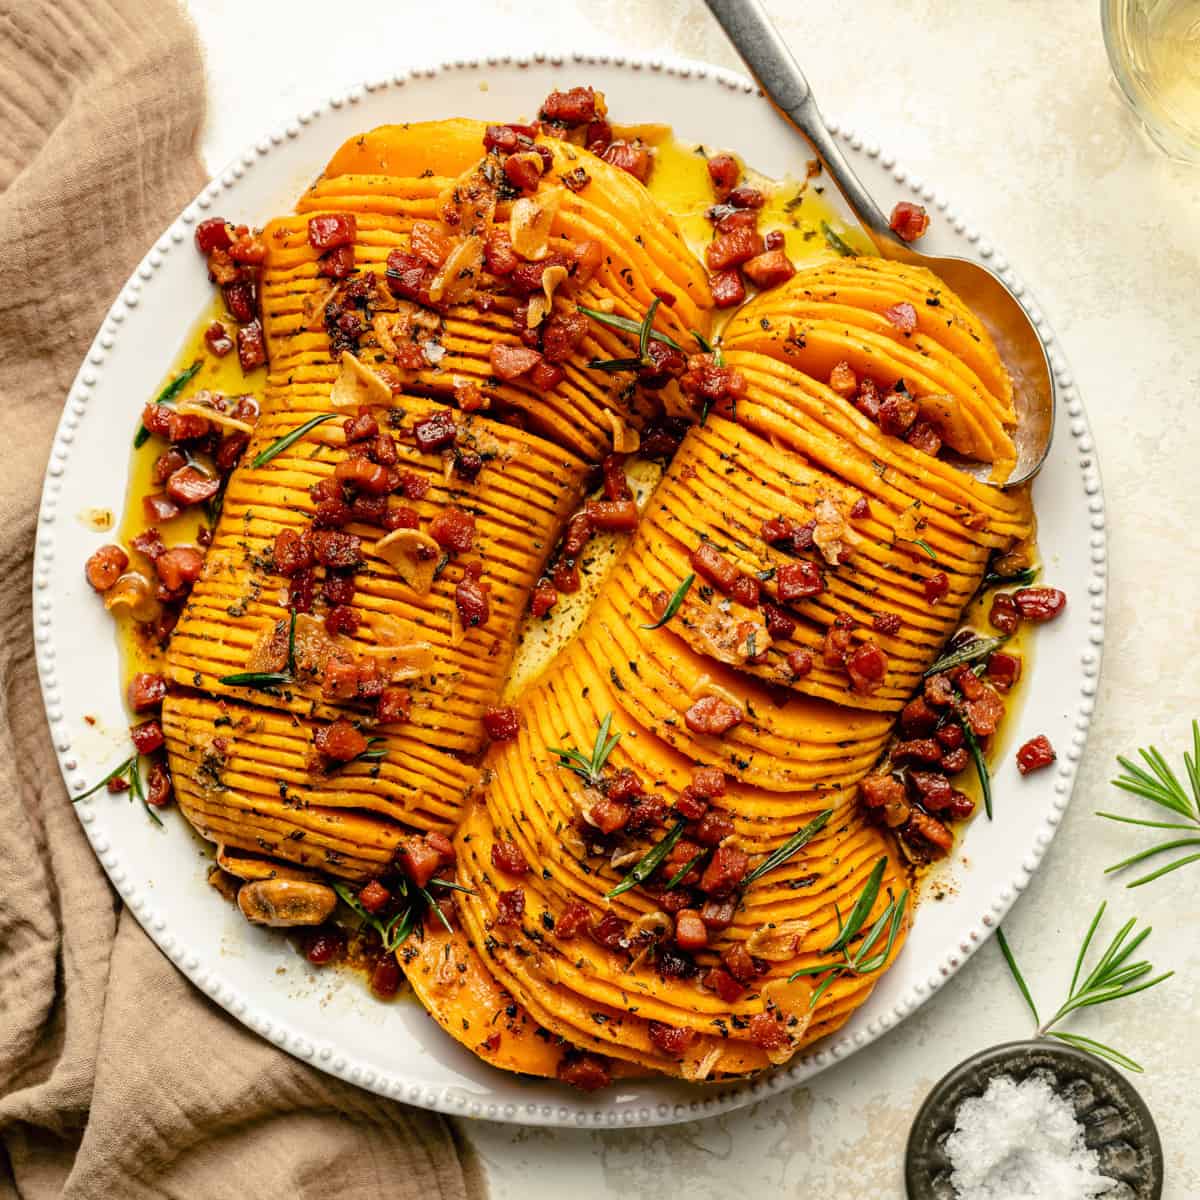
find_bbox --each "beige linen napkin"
[0,3,483,1196]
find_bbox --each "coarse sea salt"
[945,1073,1117,1200]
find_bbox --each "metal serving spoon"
[704,0,1054,487]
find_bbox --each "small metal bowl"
[905,1039,1163,1199]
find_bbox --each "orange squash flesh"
[157,119,1034,1087]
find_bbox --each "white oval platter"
[33,53,1105,1128]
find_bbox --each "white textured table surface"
[186,2,1200,1195]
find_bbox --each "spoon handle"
[703,0,899,249]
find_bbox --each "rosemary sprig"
[333,878,469,955]
[72,752,164,827]
[576,304,683,351]
[219,612,296,689]
[995,903,1172,1072]
[1098,720,1200,887]
[925,634,1009,676]
[787,858,908,1006]
[606,819,686,898]
[547,712,622,789]
[742,808,834,887]
[252,413,338,468]
[983,565,1038,589]
[960,719,993,820]
[585,298,670,374]
[640,573,695,630]
[821,221,858,258]
[133,361,202,448]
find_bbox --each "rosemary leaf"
[73,754,138,801]
[252,413,338,468]
[910,538,938,561]
[640,573,695,630]
[821,221,858,257]
[547,713,621,789]
[995,926,1041,1026]
[127,755,164,827]
[586,356,646,374]
[576,304,683,351]
[824,857,887,953]
[982,565,1038,589]
[638,297,661,362]
[217,671,293,688]
[133,361,202,447]
[743,808,834,887]
[961,720,993,820]
[606,820,686,899]
[664,849,708,891]
[420,887,454,934]
[925,634,1009,676]
[428,877,476,895]
[1044,1031,1145,1074]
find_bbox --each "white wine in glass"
[1103,0,1200,161]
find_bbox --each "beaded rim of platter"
[32,52,1106,1128]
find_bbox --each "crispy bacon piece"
[429,506,476,553]
[706,153,740,199]
[648,1020,698,1055]
[601,140,652,182]
[1017,735,1057,774]
[491,840,529,875]
[165,465,219,508]
[904,809,953,856]
[531,577,557,618]
[747,1012,789,1052]
[557,1051,611,1092]
[987,651,1022,692]
[195,218,233,254]
[685,696,742,737]
[689,541,739,592]
[496,888,525,927]
[884,301,918,333]
[334,458,391,495]
[585,499,638,532]
[308,213,357,253]
[358,880,390,914]
[129,719,165,754]
[376,687,410,725]
[455,561,490,630]
[555,900,591,941]
[146,762,173,808]
[540,86,598,125]
[878,391,918,438]
[483,706,521,742]
[705,226,764,271]
[776,559,824,602]
[236,320,266,371]
[85,544,128,592]
[963,684,1006,737]
[311,530,361,569]
[1013,587,1067,622]
[313,719,367,763]
[128,672,167,712]
[846,642,888,694]
[489,342,543,381]
[742,249,795,289]
[542,311,589,362]
[889,201,930,242]
[924,571,950,604]
[154,546,203,593]
[709,268,746,309]
[204,321,234,357]
[787,648,814,677]
[395,832,453,888]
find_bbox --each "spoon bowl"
[704,0,1056,488]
